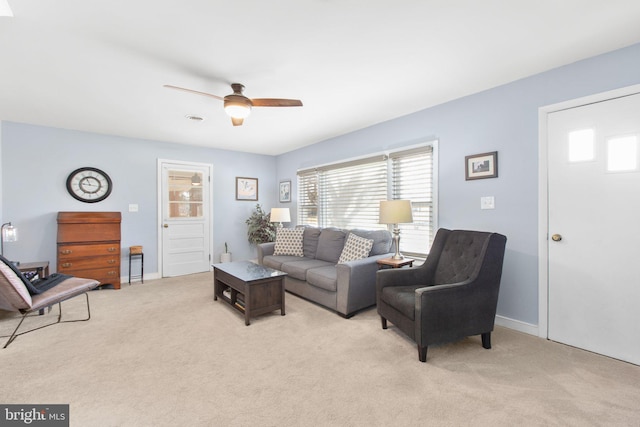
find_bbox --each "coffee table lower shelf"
[213,262,287,326]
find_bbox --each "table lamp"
[379,200,413,260]
[1,222,18,257]
[270,208,291,228]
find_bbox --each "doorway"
[539,85,640,365]
[158,160,213,277]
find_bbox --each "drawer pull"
[107,271,117,276]
[107,247,117,252]
[107,259,116,264]
[61,263,72,268]
[61,250,73,255]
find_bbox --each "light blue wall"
[0,123,277,276]
[2,43,639,326]
[276,43,640,325]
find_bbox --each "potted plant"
[246,203,277,245]
[220,242,232,263]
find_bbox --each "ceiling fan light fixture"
[224,96,252,119]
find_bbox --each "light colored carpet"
[1,272,639,427]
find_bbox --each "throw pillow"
[273,227,304,257]
[338,233,374,264]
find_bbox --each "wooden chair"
[0,256,100,348]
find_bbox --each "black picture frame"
[465,151,498,180]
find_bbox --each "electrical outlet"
[129,204,139,212]
[480,196,495,210]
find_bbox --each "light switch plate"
[480,196,495,210]
[129,204,139,212]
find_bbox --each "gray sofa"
[258,227,393,317]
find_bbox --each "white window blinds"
[297,143,435,257]
[391,146,434,256]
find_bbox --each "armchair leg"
[418,345,427,362]
[380,316,387,329]
[481,332,491,349]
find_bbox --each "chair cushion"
[315,228,347,263]
[380,285,424,321]
[338,233,374,263]
[30,277,100,311]
[0,261,32,311]
[273,227,304,257]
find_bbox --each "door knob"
[163,224,169,228]
[551,234,562,242]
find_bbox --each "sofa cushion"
[280,259,335,281]
[262,255,304,271]
[315,228,347,263]
[306,266,338,292]
[273,227,304,257]
[350,229,392,256]
[338,233,374,263]
[302,227,322,259]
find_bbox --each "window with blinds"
[391,146,434,257]
[297,143,436,256]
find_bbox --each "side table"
[18,261,50,280]
[377,257,414,269]
[17,261,50,315]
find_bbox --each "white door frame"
[157,159,214,277]
[537,83,640,339]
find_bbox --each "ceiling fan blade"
[163,85,224,101]
[231,117,244,126]
[251,98,303,107]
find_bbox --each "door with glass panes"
[160,161,211,277]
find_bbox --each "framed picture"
[236,177,258,201]
[279,180,291,203]
[465,151,498,180]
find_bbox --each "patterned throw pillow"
[338,233,374,264]
[273,227,304,257]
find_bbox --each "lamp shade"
[270,208,291,224]
[379,200,413,224]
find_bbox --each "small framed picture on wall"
[236,177,258,201]
[465,151,498,180]
[279,180,291,203]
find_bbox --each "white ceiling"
[1,1,640,155]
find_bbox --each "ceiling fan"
[164,83,303,126]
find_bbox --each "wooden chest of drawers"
[57,211,122,289]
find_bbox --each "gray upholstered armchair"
[376,228,507,362]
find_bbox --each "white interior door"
[159,161,212,277]
[547,92,640,365]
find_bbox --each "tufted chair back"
[434,230,491,285]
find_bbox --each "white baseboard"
[495,315,539,336]
[120,272,161,284]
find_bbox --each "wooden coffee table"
[213,261,287,325]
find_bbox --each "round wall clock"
[66,167,113,203]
